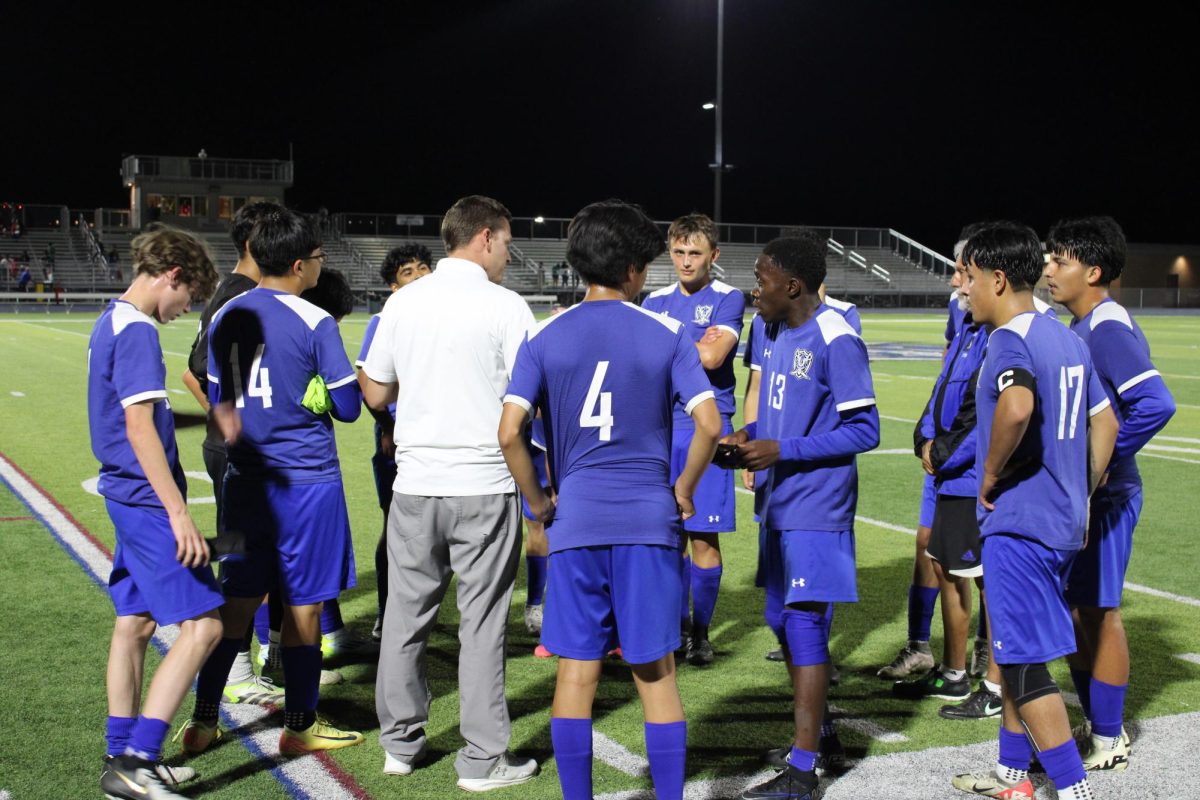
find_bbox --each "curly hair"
[132,224,218,300]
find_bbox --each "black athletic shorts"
[926,494,983,578]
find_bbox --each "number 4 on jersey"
[230,343,273,408]
[580,360,613,441]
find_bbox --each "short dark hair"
[440,195,511,252]
[667,213,719,249]
[230,201,281,255]
[567,200,665,288]
[248,208,321,277]
[381,243,433,285]
[762,231,826,291]
[1046,216,1126,285]
[300,268,354,320]
[962,221,1043,291]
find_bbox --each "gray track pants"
[375,491,522,778]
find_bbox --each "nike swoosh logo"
[985,703,1002,715]
[313,733,358,741]
[116,771,148,795]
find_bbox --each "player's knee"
[999,662,1058,708]
[115,614,157,644]
[782,608,829,667]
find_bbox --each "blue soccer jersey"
[975,311,1110,550]
[88,300,186,507]
[207,287,359,481]
[642,279,745,422]
[755,307,880,531]
[356,313,397,420]
[1070,299,1175,502]
[823,295,862,335]
[504,301,714,553]
[946,291,966,343]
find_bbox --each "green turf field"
[0,309,1197,799]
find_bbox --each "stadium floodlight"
[702,102,716,110]
[534,216,545,223]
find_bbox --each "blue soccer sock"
[253,602,271,647]
[106,715,136,757]
[550,717,593,800]
[976,593,988,639]
[907,585,940,643]
[998,727,1032,772]
[526,555,549,606]
[690,564,722,628]
[1089,677,1127,738]
[125,716,170,763]
[320,601,344,635]
[788,746,817,772]
[1069,668,1094,720]
[195,636,245,712]
[282,644,322,730]
[645,721,687,800]
[680,556,692,626]
[1038,738,1088,793]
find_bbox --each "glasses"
[301,252,327,264]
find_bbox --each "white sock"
[1091,732,1122,751]
[1056,777,1095,800]
[266,630,282,670]
[324,627,347,645]
[983,679,1002,695]
[996,763,1028,785]
[226,650,255,684]
[941,666,967,681]
[909,640,932,652]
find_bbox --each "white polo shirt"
[363,257,536,496]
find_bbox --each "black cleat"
[741,765,821,799]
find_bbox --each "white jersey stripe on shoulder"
[1117,369,1161,395]
[275,293,332,331]
[835,397,876,412]
[503,394,534,413]
[120,389,168,408]
[684,390,716,415]
[1089,397,1112,417]
[710,279,738,295]
[1090,301,1133,330]
[621,302,683,333]
[998,311,1035,339]
[111,302,155,336]
[815,308,859,345]
[527,302,579,341]
[646,282,679,299]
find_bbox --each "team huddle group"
[87,194,1175,800]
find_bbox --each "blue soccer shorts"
[1065,489,1141,609]
[105,499,223,626]
[541,544,681,664]
[982,533,1078,664]
[918,473,936,529]
[758,528,858,607]
[670,416,736,534]
[220,478,356,606]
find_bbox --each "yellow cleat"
[279,718,364,755]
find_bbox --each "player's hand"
[528,492,556,525]
[978,471,998,511]
[700,326,724,344]
[920,440,935,475]
[380,429,396,459]
[720,428,750,446]
[675,490,696,521]
[212,400,242,445]
[738,439,781,471]
[741,469,755,491]
[169,508,211,568]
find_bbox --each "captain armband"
[995,367,1035,394]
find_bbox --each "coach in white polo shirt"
[363,195,538,791]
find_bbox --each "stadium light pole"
[711,0,725,224]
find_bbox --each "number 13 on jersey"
[580,360,613,440]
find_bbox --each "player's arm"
[978,370,1035,511]
[498,403,554,523]
[696,326,738,369]
[740,368,762,490]
[1088,405,1119,496]
[677,396,721,521]
[125,401,209,567]
[928,366,981,476]
[738,405,880,470]
[182,368,210,411]
[1093,326,1176,462]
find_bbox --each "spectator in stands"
[10,220,21,240]
[1,255,11,282]
[17,264,31,292]
[45,243,56,267]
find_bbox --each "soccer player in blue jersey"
[499,199,721,800]
[1044,216,1175,772]
[727,233,880,800]
[950,222,1118,800]
[183,208,365,755]
[642,213,745,665]
[91,226,224,800]
[355,243,432,640]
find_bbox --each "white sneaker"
[523,603,544,635]
[383,750,422,776]
[456,753,539,792]
[372,616,383,641]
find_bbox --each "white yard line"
[880,414,918,424]
[593,731,649,777]
[1142,443,1200,455]
[828,704,909,743]
[16,320,193,358]
[9,391,24,397]
[1139,452,1200,465]
[1155,435,1200,445]
[1174,653,1200,666]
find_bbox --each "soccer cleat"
[175,718,223,754]
[766,648,785,662]
[456,752,539,792]
[278,718,364,754]
[104,756,196,787]
[950,770,1034,799]
[261,660,343,687]
[675,624,691,658]
[523,603,544,635]
[969,637,990,679]
[939,685,1003,719]
[893,666,970,701]
[764,734,845,775]
[321,632,380,659]
[877,643,935,679]
[372,615,383,641]
[828,663,840,686]
[687,625,715,666]
[223,674,285,705]
[1081,730,1130,771]
[740,765,821,799]
[533,644,553,659]
[101,754,189,800]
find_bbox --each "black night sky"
[6,1,1198,251]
